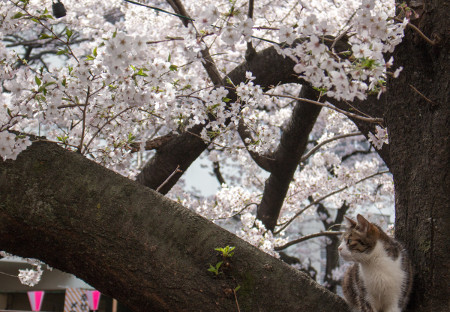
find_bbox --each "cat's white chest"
[360,243,405,311]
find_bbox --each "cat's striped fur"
[338,214,413,312]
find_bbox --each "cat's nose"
[338,246,342,251]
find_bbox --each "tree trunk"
[385,1,449,311]
[0,141,350,312]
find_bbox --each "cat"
[338,214,413,312]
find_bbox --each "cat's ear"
[345,216,357,228]
[356,214,371,233]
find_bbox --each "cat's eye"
[347,238,352,244]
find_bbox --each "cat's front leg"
[384,306,401,312]
[359,303,375,312]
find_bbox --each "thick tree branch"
[165,0,192,27]
[131,133,176,152]
[257,86,322,231]
[245,0,257,61]
[135,123,207,193]
[212,161,226,186]
[0,141,351,312]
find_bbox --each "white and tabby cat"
[338,214,413,312]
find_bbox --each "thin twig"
[275,231,343,251]
[123,0,194,22]
[233,288,241,312]
[78,87,90,153]
[264,93,383,124]
[146,37,184,45]
[394,17,437,46]
[156,165,182,192]
[83,107,132,153]
[409,84,435,104]
[212,203,259,221]
[330,10,357,50]
[301,132,363,162]
[34,138,79,149]
[0,271,19,278]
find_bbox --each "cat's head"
[338,214,382,262]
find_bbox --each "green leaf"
[136,69,148,77]
[208,103,220,111]
[35,94,46,102]
[312,86,328,93]
[234,285,241,292]
[93,47,98,57]
[169,64,178,72]
[359,57,377,69]
[207,265,217,274]
[12,12,25,19]
[127,133,136,143]
[215,246,235,257]
[31,18,39,23]
[35,76,41,86]
[39,33,53,40]
[86,55,95,61]
[43,81,56,87]
[38,86,47,96]
[222,97,231,103]
[56,49,68,55]
[39,13,53,20]
[57,135,69,143]
[66,28,73,39]
[207,261,223,275]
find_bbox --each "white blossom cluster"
[282,0,406,101]
[18,266,43,286]
[0,251,47,286]
[368,125,389,149]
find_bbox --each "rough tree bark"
[385,1,449,311]
[0,141,350,312]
